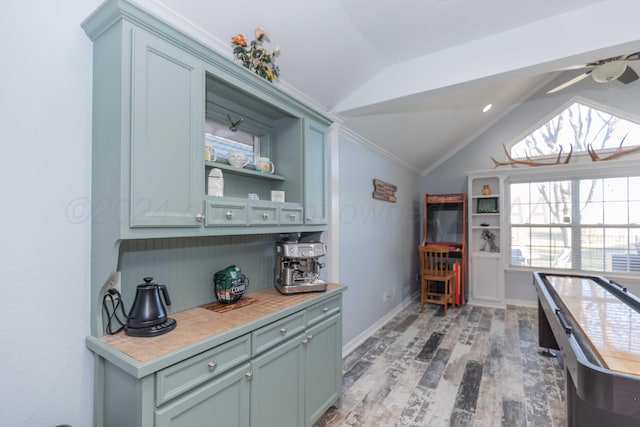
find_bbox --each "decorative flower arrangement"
[231,28,281,82]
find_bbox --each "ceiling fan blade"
[618,66,639,84]
[546,70,592,94]
[625,51,640,61]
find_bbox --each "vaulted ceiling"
[144,0,640,174]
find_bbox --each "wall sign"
[372,179,397,203]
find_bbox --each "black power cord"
[102,288,128,334]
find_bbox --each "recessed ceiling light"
[482,104,493,113]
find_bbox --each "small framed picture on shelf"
[477,197,498,213]
[271,190,285,202]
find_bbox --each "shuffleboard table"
[533,272,640,426]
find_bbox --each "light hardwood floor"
[315,300,566,426]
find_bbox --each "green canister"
[213,265,249,304]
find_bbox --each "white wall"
[421,72,640,303]
[0,1,100,426]
[337,132,421,346]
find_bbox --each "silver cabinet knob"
[279,327,287,335]
[289,214,296,220]
[245,372,253,381]
[262,212,269,219]
[306,216,312,221]
[302,338,308,345]
[196,213,205,222]
[322,307,329,312]
[225,210,233,219]
[307,335,313,342]
[207,361,217,371]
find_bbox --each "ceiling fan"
[546,51,640,94]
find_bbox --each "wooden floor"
[315,300,566,427]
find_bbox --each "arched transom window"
[510,101,640,158]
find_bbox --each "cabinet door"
[130,29,204,227]
[250,335,305,427]
[155,363,250,427]
[303,118,328,225]
[305,314,341,426]
[469,254,504,307]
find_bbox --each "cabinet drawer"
[248,204,278,225]
[252,311,306,355]
[279,206,303,225]
[204,200,248,226]
[306,295,341,327]
[156,334,251,405]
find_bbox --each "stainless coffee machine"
[275,241,327,294]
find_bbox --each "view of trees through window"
[508,101,640,273]
[511,101,640,158]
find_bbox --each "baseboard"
[342,291,418,357]
[505,298,537,308]
[468,298,537,309]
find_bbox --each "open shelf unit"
[467,174,505,308]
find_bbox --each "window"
[511,101,640,158]
[507,100,640,273]
[510,176,640,272]
[205,117,259,166]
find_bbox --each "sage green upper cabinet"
[83,0,332,241]
[130,30,204,227]
[303,118,329,225]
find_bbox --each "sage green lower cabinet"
[250,315,341,427]
[305,314,342,425]
[155,363,251,427]
[250,333,306,427]
[92,292,343,427]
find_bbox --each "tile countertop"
[96,283,345,370]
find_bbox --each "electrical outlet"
[103,272,122,295]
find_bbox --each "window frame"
[504,161,640,275]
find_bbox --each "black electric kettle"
[125,277,176,336]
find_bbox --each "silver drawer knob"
[207,361,217,371]
[245,372,253,381]
[279,327,287,335]
[196,213,204,222]
[225,210,233,219]
[307,334,313,342]
[306,216,312,221]
[322,307,329,312]
[289,214,296,220]
[262,212,269,219]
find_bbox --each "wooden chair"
[419,245,456,315]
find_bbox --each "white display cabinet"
[467,174,505,308]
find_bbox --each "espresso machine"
[275,241,327,294]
